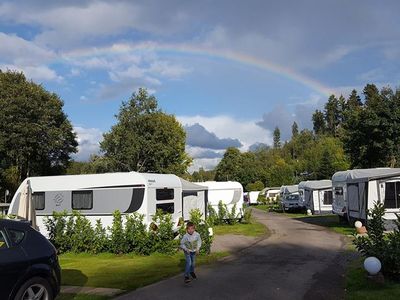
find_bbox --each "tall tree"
[347,89,362,109]
[312,110,326,135]
[101,88,191,175]
[0,70,77,192]
[214,147,242,181]
[273,127,281,149]
[291,121,299,138]
[324,95,340,136]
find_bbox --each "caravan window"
[384,182,400,209]
[33,192,45,210]
[156,189,174,200]
[323,190,333,205]
[72,191,93,210]
[156,202,174,214]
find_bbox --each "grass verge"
[213,218,268,237]
[346,258,400,300]
[60,251,229,292]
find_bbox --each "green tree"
[214,147,241,181]
[246,180,264,192]
[312,110,326,135]
[273,127,281,149]
[291,121,299,138]
[0,70,77,192]
[324,95,340,136]
[101,88,191,175]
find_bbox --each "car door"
[0,225,29,300]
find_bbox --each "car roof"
[0,219,32,230]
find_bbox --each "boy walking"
[180,222,202,283]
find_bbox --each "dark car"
[0,219,61,300]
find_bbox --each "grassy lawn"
[346,258,400,300]
[213,218,268,237]
[59,251,228,292]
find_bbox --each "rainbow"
[62,42,335,96]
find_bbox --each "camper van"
[298,180,332,214]
[332,168,400,224]
[8,172,208,235]
[196,181,244,218]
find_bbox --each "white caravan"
[248,191,261,205]
[180,178,208,221]
[298,180,332,214]
[8,172,208,235]
[261,187,281,202]
[332,168,400,224]
[196,181,244,218]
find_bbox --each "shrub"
[125,213,152,255]
[149,209,176,254]
[225,203,238,225]
[353,202,400,278]
[93,219,108,254]
[207,204,218,226]
[44,211,70,253]
[70,211,94,253]
[217,201,227,224]
[109,210,126,254]
[242,205,252,224]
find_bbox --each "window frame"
[71,190,94,210]
[32,192,45,210]
[322,190,333,205]
[156,188,175,201]
[156,202,175,214]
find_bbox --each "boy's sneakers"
[184,276,191,283]
[190,272,197,279]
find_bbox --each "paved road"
[115,209,350,300]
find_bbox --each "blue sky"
[1,0,400,171]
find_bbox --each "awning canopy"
[299,180,332,190]
[332,168,400,183]
[180,178,208,191]
[281,185,298,194]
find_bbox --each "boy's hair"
[186,221,195,228]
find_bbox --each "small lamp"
[364,257,381,276]
[208,227,214,236]
[354,221,362,229]
[307,209,312,216]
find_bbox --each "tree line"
[1,69,399,197]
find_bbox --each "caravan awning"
[300,180,332,190]
[282,185,298,194]
[180,178,208,191]
[332,168,400,183]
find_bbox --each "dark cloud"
[185,123,242,149]
[257,98,324,141]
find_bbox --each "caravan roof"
[332,168,400,183]
[21,172,183,192]
[299,180,332,190]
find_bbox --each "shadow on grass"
[62,269,88,286]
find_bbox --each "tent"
[298,180,332,214]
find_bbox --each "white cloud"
[188,158,222,173]
[72,126,103,161]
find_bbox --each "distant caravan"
[298,180,333,214]
[196,181,244,219]
[332,168,400,228]
[8,172,208,236]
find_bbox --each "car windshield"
[286,194,299,201]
